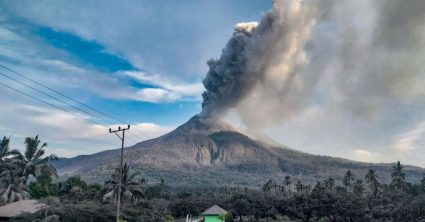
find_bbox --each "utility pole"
[109,125,130,222]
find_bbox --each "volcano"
[55,116,425,186]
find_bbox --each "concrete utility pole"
[109,125,130,222]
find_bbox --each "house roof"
[201,204,227,215]
[0,200,45,218]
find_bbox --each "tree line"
[1,135,425,221]
[0,136,58,204]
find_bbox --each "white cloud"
[391,121,425,151]
[0,103,174,157]
[0,23,202,104]
[123,71,204,99]
[121,71,204,103]
[353,149,374,162]
[360,122,425,164]
[45,147,86,158]
[41,59,86,73]
[0,26,22,41]
[1,0,249,81]
[133,88,178,103]
[2,0,425,168]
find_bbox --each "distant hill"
[54,115,425,187]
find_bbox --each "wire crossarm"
[108,125,130,222]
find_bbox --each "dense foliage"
[13,163,425,222]
[0,136,57,204]
[2,136,425,221]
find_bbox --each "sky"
[0,0,424,167]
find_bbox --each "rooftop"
[0,200,45,218]
[201,204,227,215]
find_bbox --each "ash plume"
[201,0,318,125]
[201,0,425,133]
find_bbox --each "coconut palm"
[8,135,58,185]
[283,176,291,192]
[294,181,304,194]
[262,179,276,197]
[421,175,425,193]
[391,161,406,192]
[102,163,145,204]
[0,136,10,162]
[0,169,30,204]
[365,169,380,198]
[0,136,14,175]
[324,177,335,192]
[353,179,364,196]
[343,170,354,189]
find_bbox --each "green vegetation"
[62,175,88,193]
[12,162,425,222]
[2,135,425,221]
[102,163,145,204]
[0,136,11,161]
[0,135,57,204]
[8,135,58,185]
[53,127,425,187]
[29,172,54,199]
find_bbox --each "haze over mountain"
[55,115,425,186]
[2,0,425,167]
[54,0,425,185]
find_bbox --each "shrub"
[29,182,50,199]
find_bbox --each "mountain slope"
[55,116,425,186]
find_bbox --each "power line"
[0,81,101,126]
[109,125,130,222]
[0,64,149,139]
[0,71,114,124]
[0,65,148,144]
[0,64,148,142]
[0,80,140,145]
[0,64,120,122]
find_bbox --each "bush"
[29,173,54,198]
[29,182,49,199]
[63,175,87,192]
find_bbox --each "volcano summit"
[54,0,425,186]
[55,115,424,186]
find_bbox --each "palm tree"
[0,169,30,204]
[312,181,325,194]
[0,136,14,175]
[353,179,364,196]
[102,163,145,204]
[365,169,380,198]
[421,175,425,194]
[294,181,304,194]
[343,170,354,189]
[283,176,291,190]
[159,178,165,199]
[8,135,58,185]
[262,179,276,197]
[391,161,406,192]
[324,177,335,192]
[0,136,10,162]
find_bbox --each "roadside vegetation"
[1,135,425,221]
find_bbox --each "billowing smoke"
[201,0,425,132]
[201,0,318,126]
[201,21,258,117]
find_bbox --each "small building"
[0,200,45,221]
[201,204,228,222]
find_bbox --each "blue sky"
[1,0,425,167]
[0,0,271,157]
[0,0,271,125]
